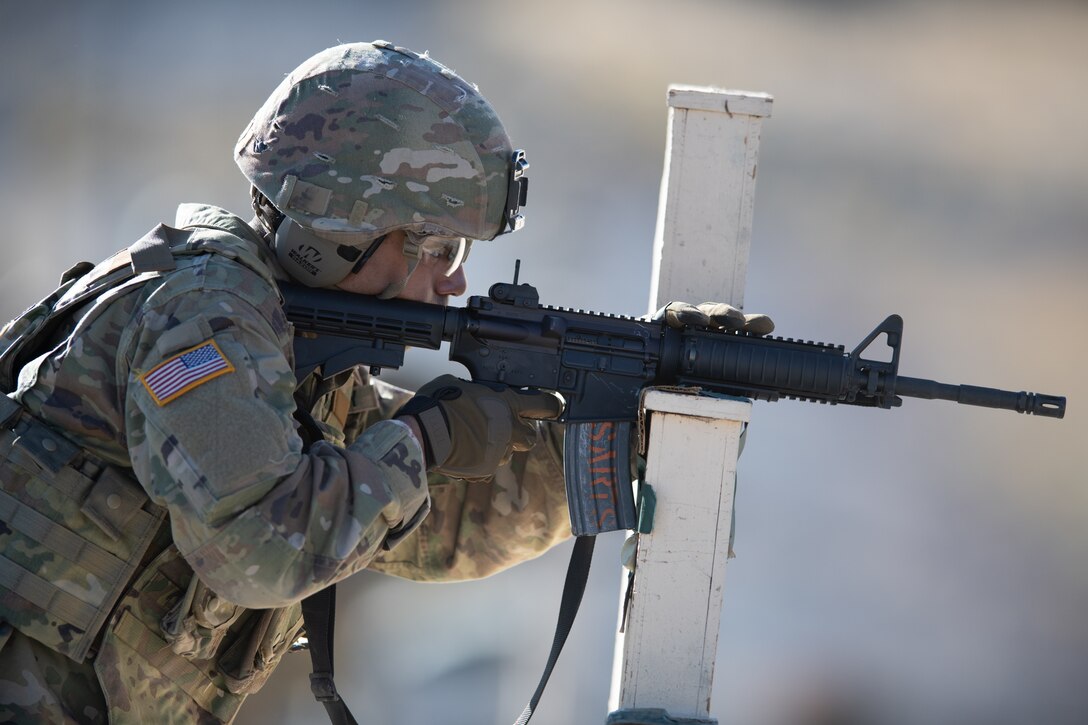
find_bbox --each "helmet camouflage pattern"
[236,41,526,285]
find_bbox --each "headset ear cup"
[273,219,360,287]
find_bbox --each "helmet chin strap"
[375,236,423,299]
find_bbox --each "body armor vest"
[0,231,187,663]
[0,218,304,720]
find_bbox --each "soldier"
[0,40,575,724]
[0,41,768,723]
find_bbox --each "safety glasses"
[415,235,471,277]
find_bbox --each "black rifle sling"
[514,534,596,725]
[301,585,358,725]
[293,401,359,725]
[299,532,595,725]
[291,397,596,725]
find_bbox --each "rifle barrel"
[895,376,1066,418]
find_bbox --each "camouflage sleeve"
[335,374,572,582]
[369,422,572,581]
[123,287,429,609]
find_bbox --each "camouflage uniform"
[0,203,570,723]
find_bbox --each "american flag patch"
[140,340,234,406]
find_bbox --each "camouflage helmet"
[235,41,528,287]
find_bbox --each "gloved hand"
[655,301,774,336]
[396,375,564,480]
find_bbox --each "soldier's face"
[335,231,468,305]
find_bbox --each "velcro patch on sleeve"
[140,339,235,406]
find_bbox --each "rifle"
[281,272,1066,537]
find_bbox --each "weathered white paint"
[638,390,752,422]
[609,392,751,719]
[646,86,772,314]
[609,84,771,721]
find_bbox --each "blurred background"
[2,0,1085,723]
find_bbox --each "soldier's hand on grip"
[655,301,775,336]
[396,374,564,480]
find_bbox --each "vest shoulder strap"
[0,221,277,393]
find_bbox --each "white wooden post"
[608,86,772,724]
[647,86,772,312]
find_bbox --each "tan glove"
[655,301,775,336]
[396,375,564,480]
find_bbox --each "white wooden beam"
[610,392,751,721]
[647,86,772,314]
[609,85,772,723]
